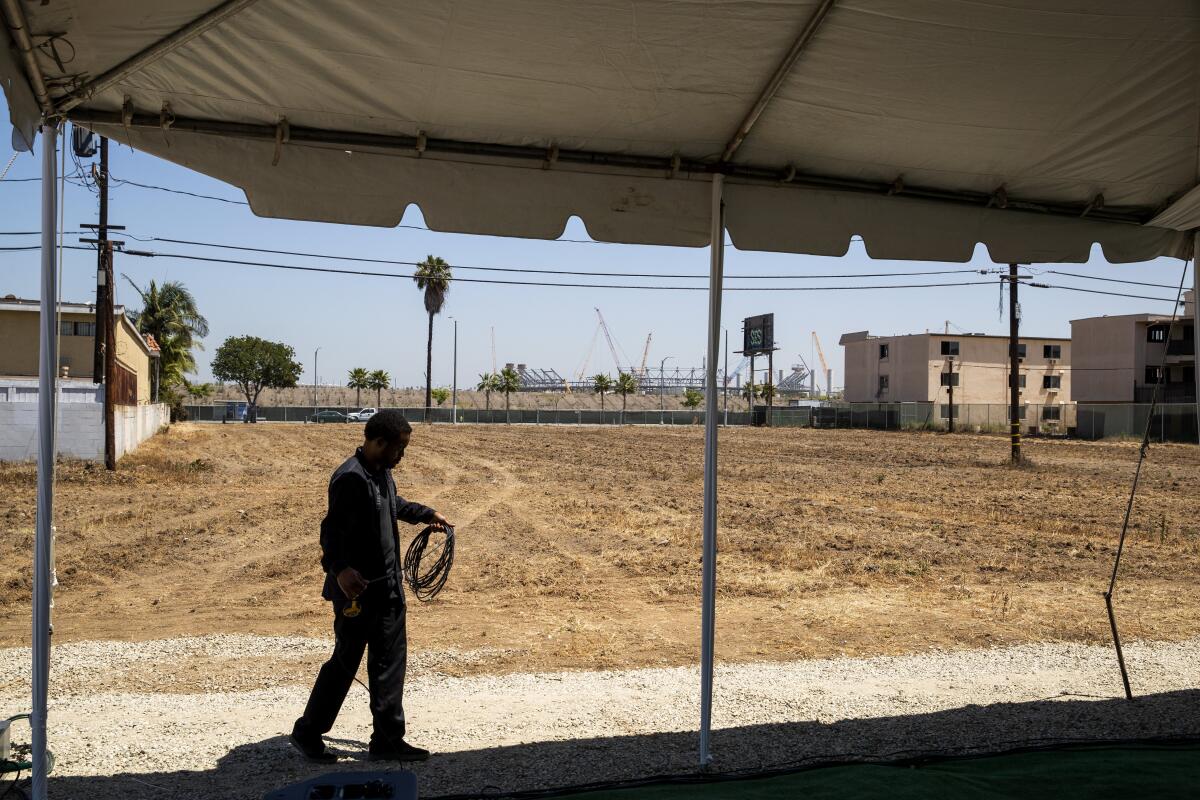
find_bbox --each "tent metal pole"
[699,174,725,767]
[0,0,54,114]
[1193,233,1199,443]
[32,122,58,800]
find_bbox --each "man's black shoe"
[289,718,337,764]
[367,740,430,762]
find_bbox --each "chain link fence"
[184,401,1198,442]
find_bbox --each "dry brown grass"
[0,423,1197,675]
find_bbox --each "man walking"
[291,410,452,763]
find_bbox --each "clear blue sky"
[1,106,1191,392]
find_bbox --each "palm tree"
[413,255,452,422]
[742,381,758,411]
[615,371,638,424]
[367,369,390,407]
[347,367,370,406]
[760,381,776,406]
[592,373,613,418]
[122,276,209,400]
[497,366,520,423]
[477,372,499,411]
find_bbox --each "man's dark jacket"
[319,448,435,601]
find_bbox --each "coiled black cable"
[403,525,455,601]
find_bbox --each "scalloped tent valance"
[5,0,1199,262]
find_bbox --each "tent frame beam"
[56,0,262,114]
[720,0,836,162]
[0,0,54,114]
[66,108,1157,226]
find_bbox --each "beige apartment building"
[1071,291,1195,404]
[0,295,157,404]
[840,330,1071,410]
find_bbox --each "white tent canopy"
[5,0,1198,261]
[4,2,1199,798]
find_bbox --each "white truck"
[347,407,377,422]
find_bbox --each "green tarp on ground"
[567,744,1199,800]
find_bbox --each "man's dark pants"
[300,594,407,749]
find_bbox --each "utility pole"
[659,355,673,423]
[102,242,116,469]
[313,346,320,420]
[767,346,774,427]
[1008,263,1022,463]
[946,356,956,434]
[92,137,108,381]
[723,329,729,426]
[79,137,124,469]
[450,317,458,424]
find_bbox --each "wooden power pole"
[1008,263,1022,463]
[102,242,117,470]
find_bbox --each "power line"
[136,236,986,280]
[1027,282,1179,304]
[1044,269,1183,290]
[111,247,1001,292]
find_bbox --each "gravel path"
[1,637,1198,799]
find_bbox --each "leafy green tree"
[211,336,302,418]
[760,382,776,406]
[431,387,450,406]
[592,373,613,416]
[682,387,704,409]
[497,366,520,423]
[367,369,390,407]
[123,276,209,399]
[476,372,499,411]
[413,255,451,421]
[615,371,638,424]
[347,367,370,406]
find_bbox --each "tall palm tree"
[592,373,613,417]
[122,276,209,400]
[742,380,758,411]
[615,371,638,424]
[368,369,390,407]
[497,366,520,423]
[477,372,499,411]
[347,367,370,406]
[413,255,452,421]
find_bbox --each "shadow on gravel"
[43,688,1200,800]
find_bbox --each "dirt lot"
[2,423,1198,684]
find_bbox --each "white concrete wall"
[0,398,167,462]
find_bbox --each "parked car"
[347,407,378,422]
[308,410,348,424]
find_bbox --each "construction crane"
[812,331,832,396]
[638,333,653,377]
[595,307,633,373]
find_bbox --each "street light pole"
[450,317,458,424]
[313,346,321,422]
[659,355,674,424]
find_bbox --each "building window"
[1043,344,1062,359]
[939,372,959,387]
[939,404,960,419]
[1016,343,1027,359]
[1042,406,1062,421]
[1010,374,1026,389]
[59,321,95,336]
[940,340,959,356]
[1147,325,1168,343]
[1043,375,1061,389]
[879,343,889,359]
[1145,365,1164,385]
[1017,404,1028,419]
[878,374,889,392]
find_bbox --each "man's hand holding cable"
[337,566,369,599]
[429,511,454,531]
